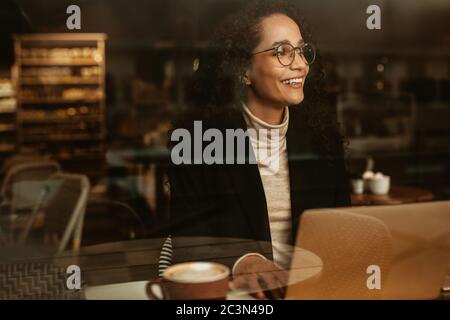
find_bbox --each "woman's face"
[245,14,309,109]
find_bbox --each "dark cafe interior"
[0,0,449,301]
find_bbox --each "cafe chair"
[42,172,90,254]
[0,161,61,243]
[0,161,61,210]
[0,153,54,177]
[81,197,146,245]
[288,210,392,300]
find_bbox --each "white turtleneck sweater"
[239,103,293,269]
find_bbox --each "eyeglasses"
[253,42,316,66]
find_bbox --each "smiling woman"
[167,0,351,300]
[244,13,311,123]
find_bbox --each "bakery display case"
[12,33,107,178]
[0,78,17,157]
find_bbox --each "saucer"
[83,280,254,300]
[83,281,149,300]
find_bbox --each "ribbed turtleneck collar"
[241,102,289,138]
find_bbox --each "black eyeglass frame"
[252,42,316,66]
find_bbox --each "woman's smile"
[280,76,305,88]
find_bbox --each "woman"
[167,0,351,299]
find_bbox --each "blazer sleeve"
[167,163,273,267]
[167,162,217,237]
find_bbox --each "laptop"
[286,201,450,299]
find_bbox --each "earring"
[242,75,251,85]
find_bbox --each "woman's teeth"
[281,78,303,85]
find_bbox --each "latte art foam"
[164,262,229,283]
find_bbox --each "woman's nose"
[290,50,308,70]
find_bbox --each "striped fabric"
[158,235,173,277]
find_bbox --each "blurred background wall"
[1,0,449,239]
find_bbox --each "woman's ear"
[242,71,251,86]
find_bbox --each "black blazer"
[167,104,351,261]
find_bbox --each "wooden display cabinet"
[0,77,17,160]
[12,33,107,180]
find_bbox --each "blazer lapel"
[221,109,272,243]
[286,106,318,244]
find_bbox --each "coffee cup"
[369,175,390,195]
[362,170,374,192]
[351,179,364,194]
[146,262,230,300]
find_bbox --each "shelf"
[0,144,16,153]
[0,80,16,153]
[0,93,14,98]
[21,97,102,104]
[0,124,16,132]
[21,78,100,85]
[57,153,105,161]
[13,33,107,41]
[23,133,104,142]
[21,115,102,124]
[20,59,100,66]
[0,109,16,114]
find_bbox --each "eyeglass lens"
[277,43,315,66]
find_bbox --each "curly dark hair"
[185,0,345,156]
